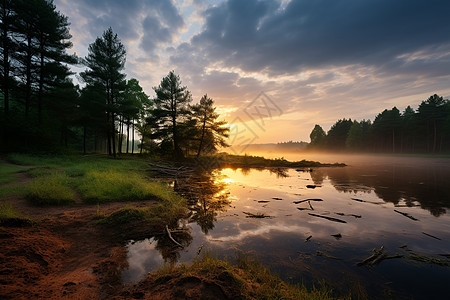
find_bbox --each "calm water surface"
[123,154,450,299]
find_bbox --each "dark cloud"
[56,0,184,57]
[187,0,450,75]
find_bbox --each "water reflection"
[123,157,450,298]
[312,165,450,216]
[174,170,232,234]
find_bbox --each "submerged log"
[305,235,312,242]
[394,209,419,221]
[308,213,347,223]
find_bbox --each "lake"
[123,154,450,299]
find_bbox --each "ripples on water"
[123,154,450,299]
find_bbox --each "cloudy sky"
[54,0,450,145]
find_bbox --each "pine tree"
[151,71,191,159]
[190,94,229,157]
[80,27,126,157]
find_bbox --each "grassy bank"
[1,153,180,206]
[140,252,349,300]
[189,153,346,169]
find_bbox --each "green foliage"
[310,94,450,153]
[189,94,230,157]
[309,124,327,148]
[150,71,192,159]
[26,171,76,205]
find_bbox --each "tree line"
[0,0,228,158]
[309,94,450,153]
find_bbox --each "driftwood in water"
[293,198,323,204]
[308,201,314,210]
[357,246,403,266]
[257,200,270,203]
[308,213,347,223]
[331,233,342,239]
[350,198,384,205]
[335,212,361,218]
[165,225,184,248]
[297,207,309,211]
[306,185,320,189]
[316,251,342,260]
[356,246,384,266]
[272,197,283,200]
[422,232,441,240]
[243,211,272,218]
[305,235,312,242]
[394,209,419,221]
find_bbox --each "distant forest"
[309,94,450,153]
[0,0,228,159]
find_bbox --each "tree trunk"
[132,121,135,154]
[2,22,10,115]
[83,125,86,155]
[126,119,130,154]
[196,115,207,158]
[25,34,32,117]
[38,43,44,124]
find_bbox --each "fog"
[228,149,450,169]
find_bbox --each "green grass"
[26,171,76,205]
[0,164,28,185]
[154,252,348,300]
[0,184,27,199]
[78,170,179,203]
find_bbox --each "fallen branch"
[308,213,347,223]
[394,209,419,221]
[356,246,384,266]
[165,225,184,248]
[422,232,441,240]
